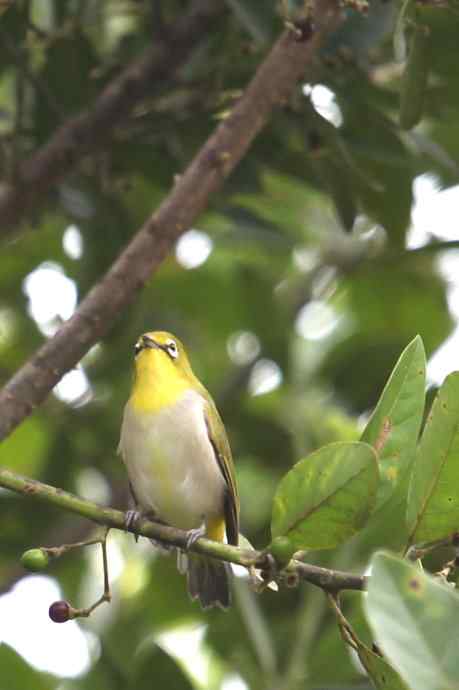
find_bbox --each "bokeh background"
[1,1,459,688]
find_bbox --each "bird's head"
[133,331,194,385]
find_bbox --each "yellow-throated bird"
[118,331,239,609]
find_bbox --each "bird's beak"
[141,335,168,354]
[141,334,158,350]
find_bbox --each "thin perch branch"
[0,0,343,443]
[0,466,366,593]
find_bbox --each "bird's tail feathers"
[184,553,231,610]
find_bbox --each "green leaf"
[352,470,413,557]
[0,644,57,690]
[361,335,426,508]
[355,637,409,690]
[271,442,379,550]
[365,552,459,690]
[407,372,459,544]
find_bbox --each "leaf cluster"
[270,335,459,689]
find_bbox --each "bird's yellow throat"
[130,348,190,413]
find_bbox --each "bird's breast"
[119,389,226,530]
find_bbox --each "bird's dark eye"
[134,342,142,356]
[165,339,178,359]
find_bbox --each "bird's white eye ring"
[165,339,178,359]
[134,341,142,356]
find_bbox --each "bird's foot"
[125,509,142,542]
[185,522,206,550]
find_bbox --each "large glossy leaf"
[355,636,409,690]
[361,335,426,508]
[365,552,459,690]
[407,372,459,544]
[271,442,378,549]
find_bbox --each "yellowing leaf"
[362,335,426,509]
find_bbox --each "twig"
[405,533,459,560]
[401,240,459,258]
[362,240,459,273]
[0,0,343,443]
[0,466,365,593]
[0,0,226,235]
[290,560,366,592]
[326,592,359,651]
[69,528,112,619]
[45,527,112,622]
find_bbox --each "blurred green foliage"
[0,0,459,689]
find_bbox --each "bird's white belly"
[119,389,225,530]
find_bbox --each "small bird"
[118,331,239,609]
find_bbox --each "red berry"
[49,600,70,623]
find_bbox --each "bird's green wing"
[203,398,239,546]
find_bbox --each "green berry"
[49,600,70,623]
[269,536,295,567]
[21,548,49,572]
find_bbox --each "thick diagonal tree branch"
[0,0,342,442]
[0,0,225,235]
[0,467,366,593]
